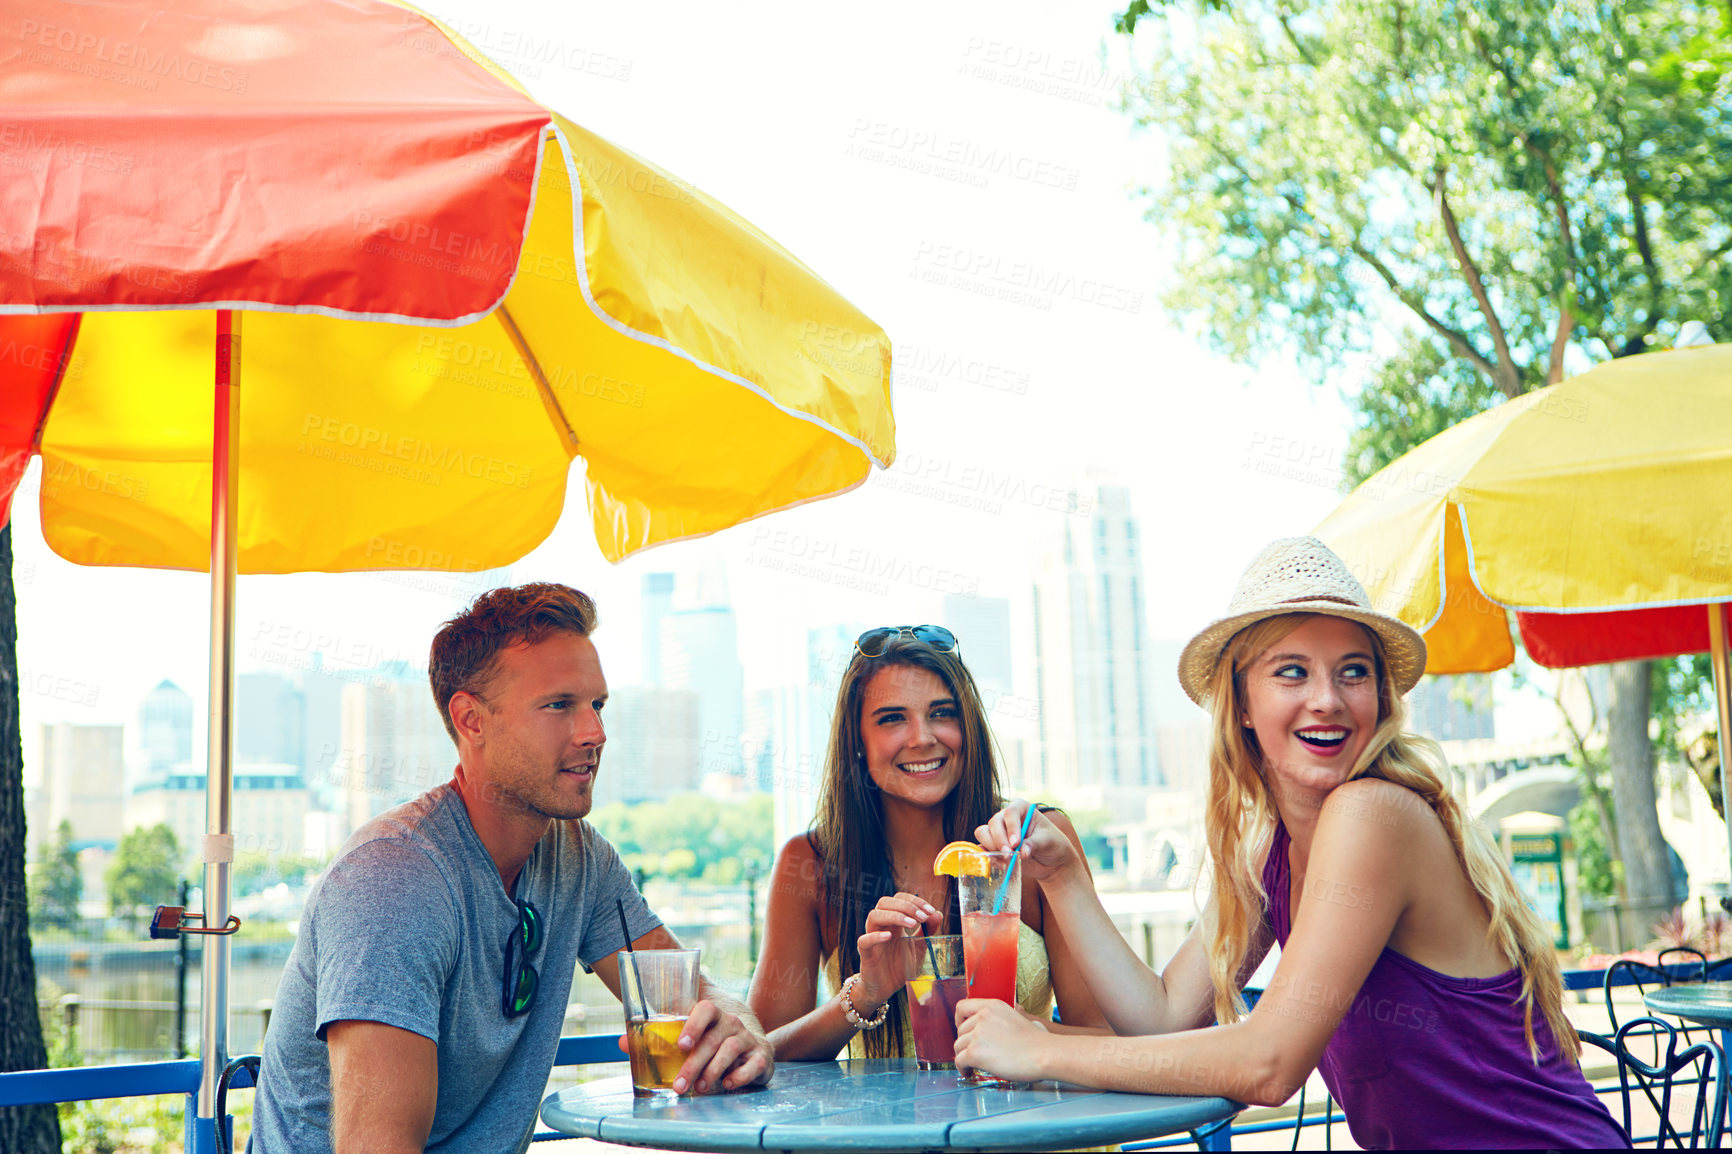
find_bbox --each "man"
[253,583,773,1153]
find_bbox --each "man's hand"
[599,926,774,1093]
[669,999,774,1093]
[953,997,1049,1084]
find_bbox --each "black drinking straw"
[921,923,954,1022]
[616,899,643,1011]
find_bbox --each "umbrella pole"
[194,310,241,1151]
[1712,604,1732,908]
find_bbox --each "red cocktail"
[961,911,1019,1004]
[956,847,1021,1086]
[906,933,966,1069]
[908,977,967,1068]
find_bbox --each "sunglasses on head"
[502,898,543,1018]
[853,625,958,658]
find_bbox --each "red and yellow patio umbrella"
[1315,343,1732,870]
[0,0,893,1138]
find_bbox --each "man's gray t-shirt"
[252,782,660,1153]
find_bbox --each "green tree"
[1119,0,1731,912]
[28,819,82,928]
[105,825,182,925]
[1652,654,1721,820]
[589,793,774,881]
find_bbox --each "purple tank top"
[1263,821,1627,1150]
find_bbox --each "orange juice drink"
[627,1015,688,1094]
[619,947,700,1098]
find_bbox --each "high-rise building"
[746,685,822,802]
[335,664,450,835]
[768,624,856,846]
[641,573,675,685]
[138,679,194,774]
[657,567,745,783]
[238,671,305,770]
[1030,484,1161,794]
[937,595,1039,790]
[941,595,1013,705]
[601,686,701,802]
[300,661,349,810]
[129,764,310,869]
[38,722,125,850]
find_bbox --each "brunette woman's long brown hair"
[809,633,1004,1058]
[1200,613,1578,1064]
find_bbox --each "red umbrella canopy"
[3,0,545,320]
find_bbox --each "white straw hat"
[1177,536,1427,706]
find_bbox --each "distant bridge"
[1468,763,1580,825]
[1442,739,1575,824]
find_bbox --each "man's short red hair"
[428,583,598,744]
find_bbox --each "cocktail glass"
[619,947,701,1098]
[958,848,1021,1086]
[905,934,966,1070]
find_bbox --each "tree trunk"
[0,526,60,1151]
[1607,659,1674,921]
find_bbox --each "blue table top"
[541,1060,1240,1153]
[1644,981,1732,1028]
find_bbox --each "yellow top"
[823,922,1053,1059]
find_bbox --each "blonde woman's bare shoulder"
[1318,778,1437,842]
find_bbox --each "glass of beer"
[619,947,701,1098]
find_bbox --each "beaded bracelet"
[840,973,889,1030]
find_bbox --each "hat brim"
[1177,600,1428,707]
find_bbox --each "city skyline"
[24,500,1188,862]
[26,522,1530,882]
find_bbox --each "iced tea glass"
[619,947,700,1098]
[958,848,1020,1086]
[905,934,966,1069]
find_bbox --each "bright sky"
[18,0,1515,765]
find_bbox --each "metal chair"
[1606,953,1729,1063]
[1580,1016,1728,1148]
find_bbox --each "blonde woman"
[956,538,1625,1149]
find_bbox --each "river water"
[34,905,757,1064]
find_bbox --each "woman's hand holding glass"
[854,892,941,1009]
[954,997,1049,1082]
[976,801,1081,885]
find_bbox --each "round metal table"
[1643,981,1732,1028]
[541,1060,1241,1153]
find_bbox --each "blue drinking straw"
[990,803,1038,915]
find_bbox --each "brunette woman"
[748,625,1105,1059]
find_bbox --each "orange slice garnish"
[933,841,990,878]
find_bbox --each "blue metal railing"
[0,1033,623,1152]
[0,965,1714,1151]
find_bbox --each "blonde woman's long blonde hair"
[1200,613,1577,1064]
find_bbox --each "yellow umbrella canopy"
[3,4,893,570]
[1315,344,1732,674]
